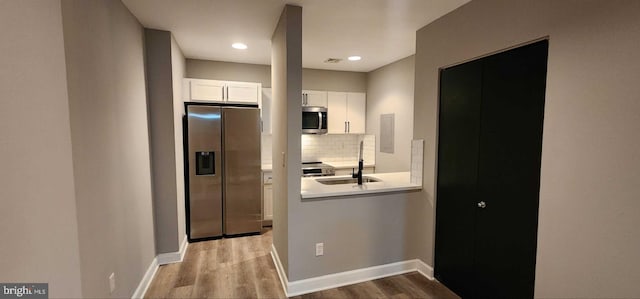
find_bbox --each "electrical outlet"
[109,272,116,294]
[315,243,324,256]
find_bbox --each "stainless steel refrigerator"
[185,104,262,240]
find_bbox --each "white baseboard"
[157,235,189,265]
[131,256,159,299]
[132,236,189,298]
[270,244,289,296]
[414,259,434,279]
[270,245,434,297]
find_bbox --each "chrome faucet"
[352,141,364,185]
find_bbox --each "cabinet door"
[261,88,272,134]
[327,92,348,134]
[226,81,259,103]
[263,184,273,221]
[346,92,366,134]
[303,90,328,107]
[190,79,225,102]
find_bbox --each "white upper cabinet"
[261,88,272,134]
[327,91,366,134]
[227,81,260,103]
[183,78,260,104]
[328,92,348,134]
[188,79,225,102]
[346,92,366,134]
[302,90,327,107]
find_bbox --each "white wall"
[413,0,640,297]
[61,0,156,297]
[366,55,415,172]
[0,1,82,297]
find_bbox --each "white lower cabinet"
[263,184,273,221]
[262,171,273,222]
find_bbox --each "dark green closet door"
[434,59,483,299]
[435,40,548,299]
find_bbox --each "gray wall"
[366,55,415,172]
[186,59,366,92]
[171,33,187,252]
[61,0,156,297]
[0,1,83,297]
[302,68,366,92]
[187,59,271,87]
[271,4,303,276]
[288,190,426,281]
[413,0,640,297]
[144,29,186,254]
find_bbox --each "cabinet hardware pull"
[477,201,486,208]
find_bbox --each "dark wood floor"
[144,229,459,299]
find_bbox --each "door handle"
[477,201,486,208]
[318,112,323,130]
[347,121,350,133]
[344,121,347,133]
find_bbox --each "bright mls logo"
[0,283,48,299]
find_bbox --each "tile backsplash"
[260,134,375,165]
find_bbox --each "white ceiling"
[122,0,470,72]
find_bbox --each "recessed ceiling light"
[348,56,362,61]
[232,43,247,50]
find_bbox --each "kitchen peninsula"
[301,172,421,199]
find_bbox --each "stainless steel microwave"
[302,106,327,134]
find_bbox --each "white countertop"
[301,172,421,199]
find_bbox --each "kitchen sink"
[316,176,381,185]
